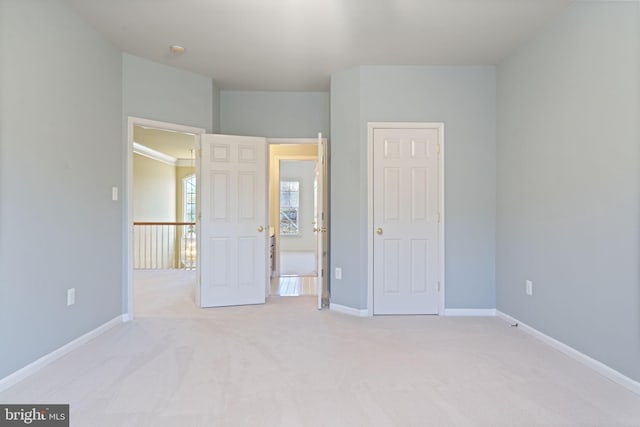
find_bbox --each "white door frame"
[366,122,445,316]
[125,117,206,319]
[267,137,328,305]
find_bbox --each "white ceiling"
[65,0,574,91]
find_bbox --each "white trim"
[126,117,206,319]
[132,142,177,165]
[330,303,369,317]
[496,311,640,396]
[0,315,128,392]
[444,308,496,317]
[438,126,445,315]
[366,122,445,316]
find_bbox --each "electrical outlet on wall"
[67,288,75,306]
[525,280,533,296]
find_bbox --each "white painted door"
[316,134,327,309]
[199,134,268,307]
[373,127,440,314]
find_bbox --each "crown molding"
[133,142,177,166]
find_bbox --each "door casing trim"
[366,122,445,316]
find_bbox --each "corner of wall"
[212,80,221,133]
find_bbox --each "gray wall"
[497,1,640,382]
[220,91,329,138]
[123,53,215,132]
[212,84,221,133]
[122,54,218,311]
[330,68,363,308]
[0,0,123,378]
[330,66,497,310]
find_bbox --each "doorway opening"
[128,127,328,313]
[279,161,318,278]
[268,141,328,302]
[126,117,205,319]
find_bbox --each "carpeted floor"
[1,270,639,426]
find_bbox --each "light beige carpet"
[1,270,639,426]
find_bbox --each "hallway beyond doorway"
[270,276,317,297]
[279,251,316,276]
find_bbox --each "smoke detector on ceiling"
[169,45,186,55]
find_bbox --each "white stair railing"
[133,222,196,269]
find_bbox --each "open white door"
[198,134,268,307]
[316,133,327,309]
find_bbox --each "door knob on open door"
[376,227,383,235]
[257,225,264,232]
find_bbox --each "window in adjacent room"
[280,180,299,235]
[183,174,196,222]
[181,174,197,268]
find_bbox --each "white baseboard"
[496,310,640,396]
[330,303,369,317]
[0,315,128,392]
[444,308,496,317]
[331,306,498,317]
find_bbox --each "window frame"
[183,173,197,223]
[279,179,300,236]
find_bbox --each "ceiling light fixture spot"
[169,45,186,55]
